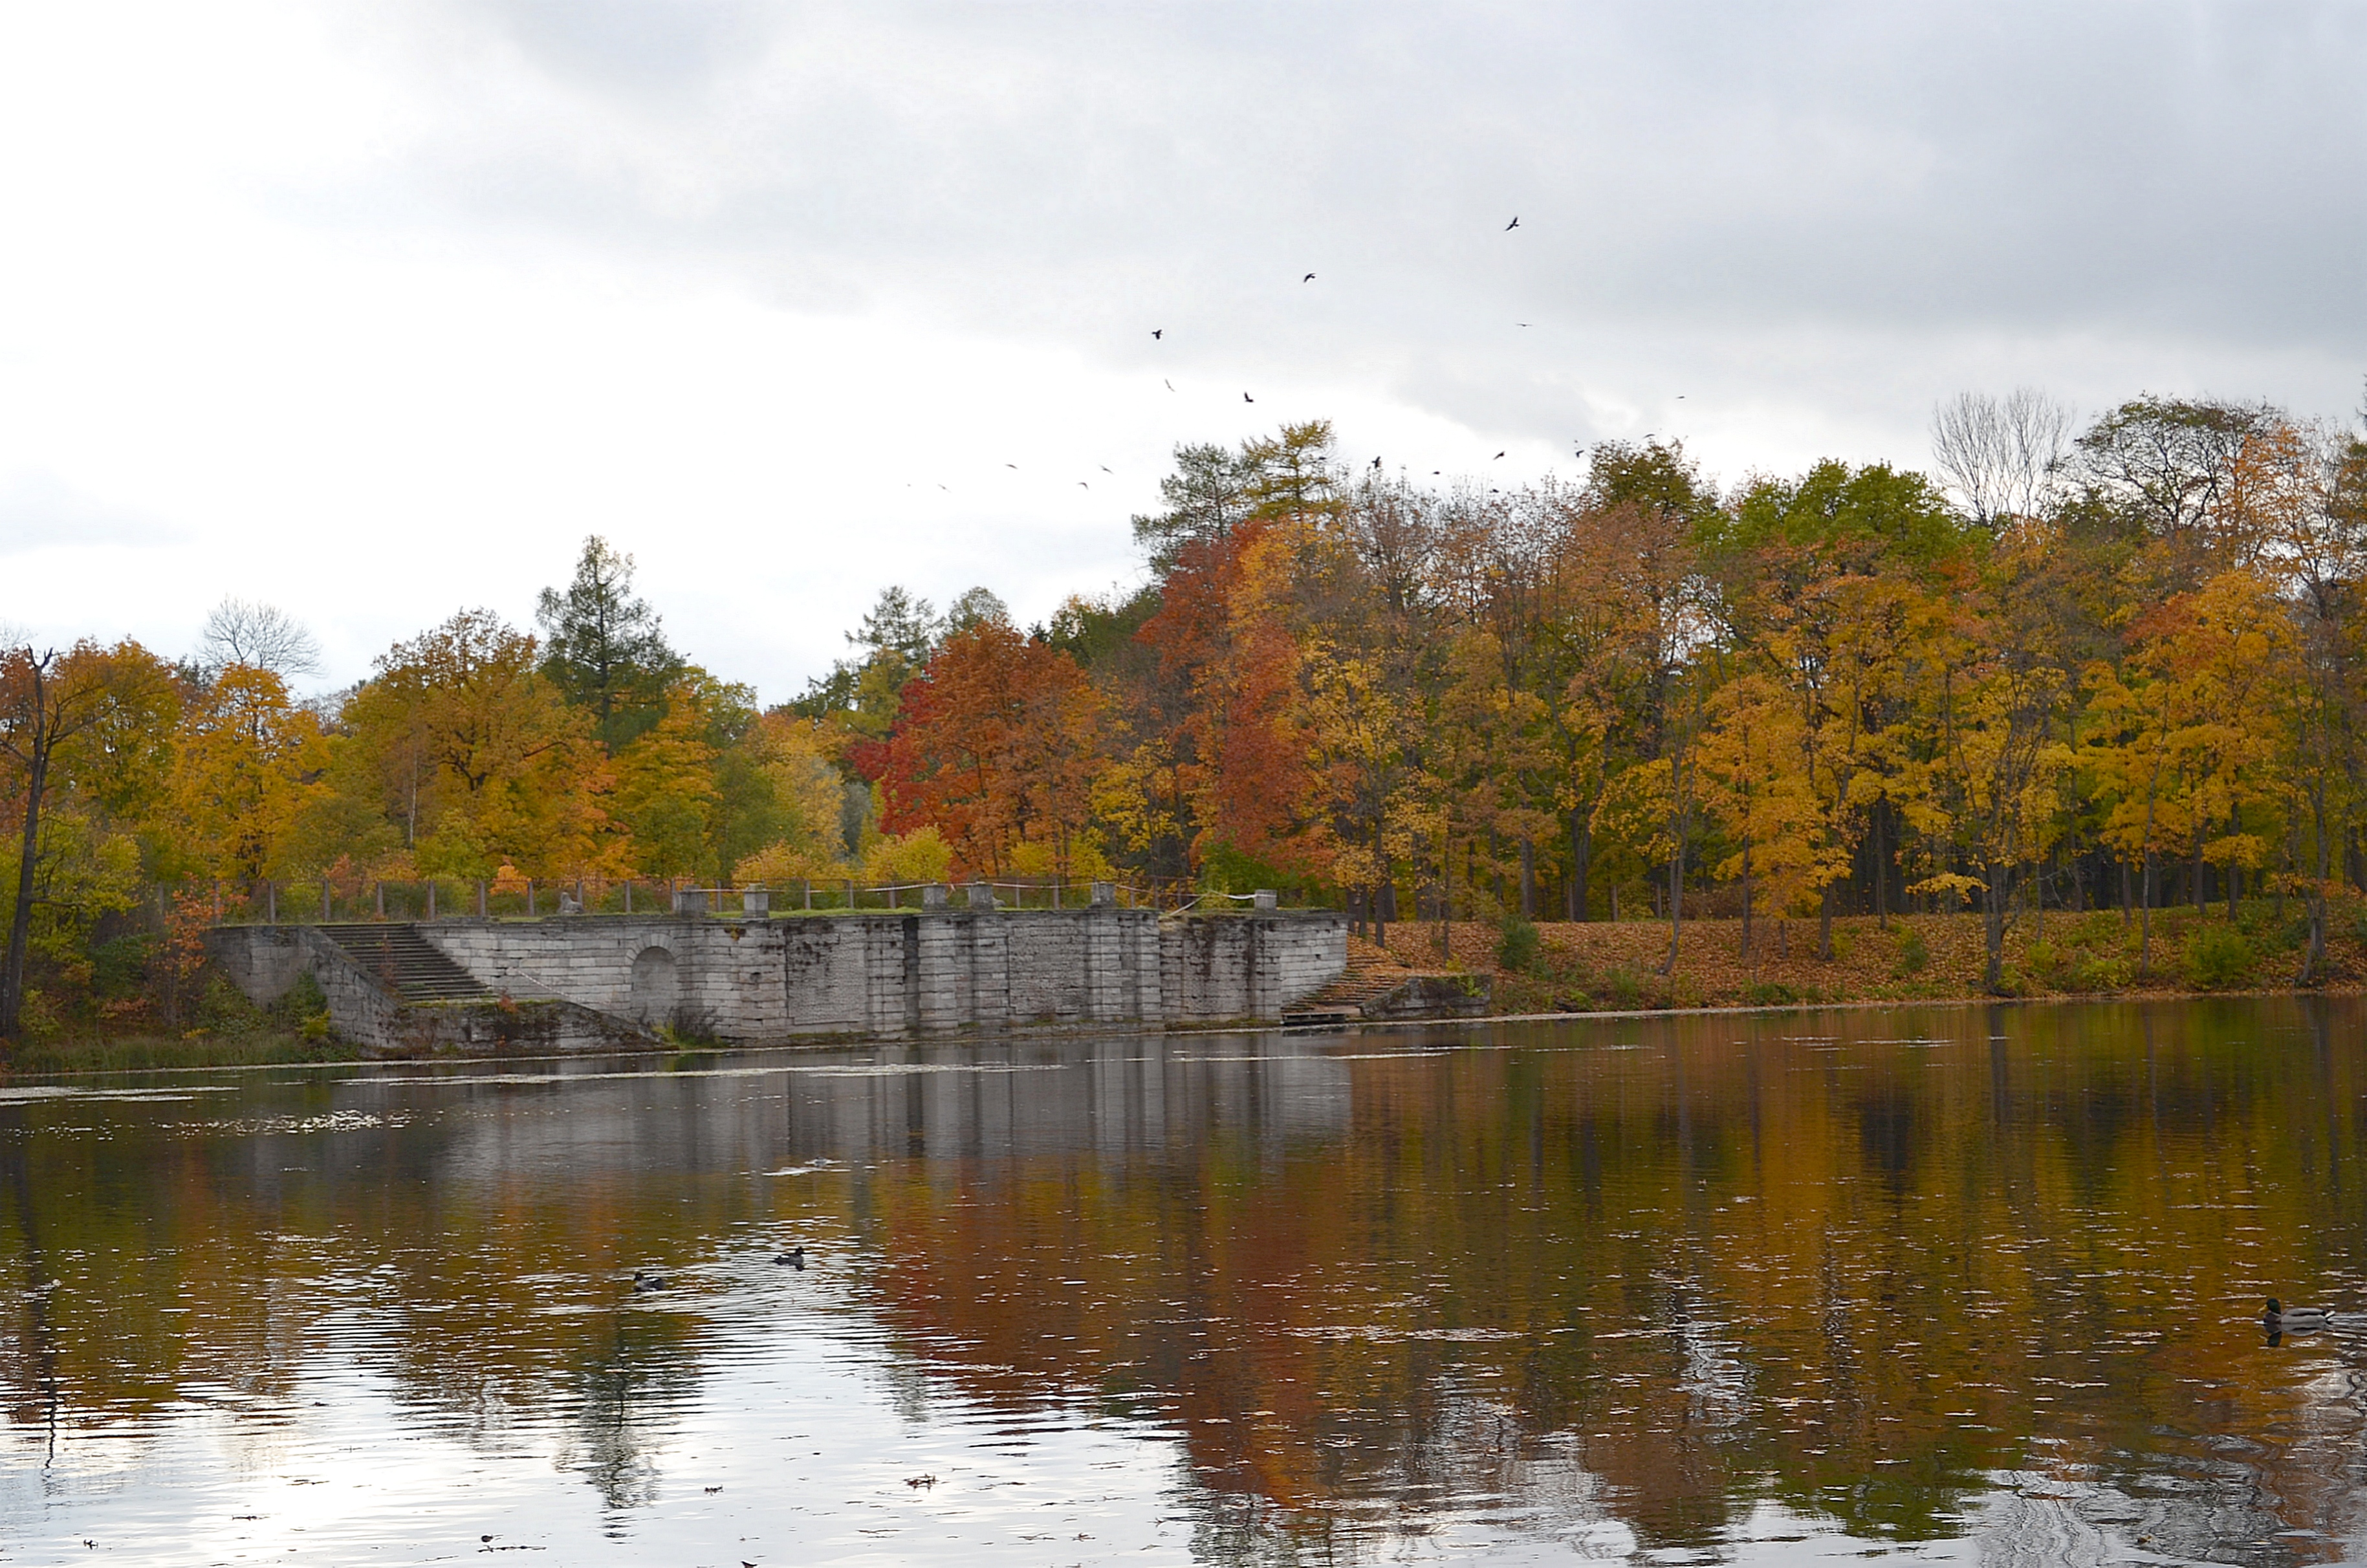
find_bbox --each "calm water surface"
[5,998,2367,1566]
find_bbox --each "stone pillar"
[1082,902,1122,1021]
[970,908,1009,1029]
[1091,881,1116,907]
[1254,889,1278,910]
[742,888,770,917]
[965,882,997,911]
[673,887,710,917]
[915,915,962,1031]
[922,883,950,911]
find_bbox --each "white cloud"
[2,1,2362,698]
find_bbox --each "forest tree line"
[5,388,2367,1036]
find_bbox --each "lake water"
[5,997,2366,1567]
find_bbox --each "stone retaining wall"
[210,909,1346,1053]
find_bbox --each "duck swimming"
[633,1270,670,1292]
[2265,1298,2329,1329]
[774,1247,805,1270]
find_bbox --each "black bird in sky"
[1302,272,1315,283]
[1151,329,1163,339]
[1243,391,1254,403]
[1100,466,1113,473]
[1078,481,1089,489]
[1371,456,1382,469]
[1005,463,1016,470]
[1493,451,1506,459]
[1164,378,1175,391]
[1505,216,1520,230]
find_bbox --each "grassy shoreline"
[1370,902,2358,1014]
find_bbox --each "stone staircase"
[316,923,495,1004]
[1282,938,1420,1025]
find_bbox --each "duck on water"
[2265,1298,2333,1330]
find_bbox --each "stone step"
[315,923,494,1005]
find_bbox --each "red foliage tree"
[858,621,1104,878]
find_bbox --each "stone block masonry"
[212,908,1346,1054]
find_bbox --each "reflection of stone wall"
[419,909,1339,1041]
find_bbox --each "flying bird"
[1371,456,1382,469]
[1493,451,1506,459]
[1100,466,1112,473]
[1243,391,1254,403]
[1505,216,1520,230]
[1078,481,1089,489]
[1164,378,1175,391]
[1005,463,1017,470]
[1151,329,1163,340]
[1516,322,1530,327]
[1302,272,1315,283]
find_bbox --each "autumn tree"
[342,609,605,878]
[861,618,1106,880]
[168,663,329,881]
[1,641,172,1040]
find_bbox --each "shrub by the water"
[2182,924,2255,990]
[1496,917,1541,974]
[1890,927,1930,977]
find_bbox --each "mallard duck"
[2265,1297,2329,1329]
[633,1269,670,1292]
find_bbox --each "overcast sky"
[3,1,2363,701]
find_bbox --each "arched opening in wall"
[631,946,679,1023]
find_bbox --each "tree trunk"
[1872,805,1890,930]
[1567,807,1591,922]
[1982,860,2008,994]
[2304,785,2329,984]
[1,748,48,1041]
[2227,804,2240,920]
[1738,834,1753,963]
[1520,838,1536,920]
[1818,880,1835,961]
[2139,849,2155,979]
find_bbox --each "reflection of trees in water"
[4,1001,2367,1562]
[554,1312,703,1519]
[824,999,2367,1560]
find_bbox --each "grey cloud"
[377,1,2367,453]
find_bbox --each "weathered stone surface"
[210,908,1346,1055]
